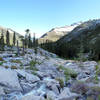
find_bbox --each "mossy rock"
[11,60,22,64]
[5,66,9,69]
[0,57,4,61]
[11,66,17,69]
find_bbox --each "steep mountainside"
[55,19,100,60]
[0,26,23,45]
[39,23,81,43]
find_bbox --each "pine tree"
[34,39,38,54]
[32,33,36,48]
[6,30,10,46]
[13,31,16,46]
[0,30,5,50]
[25,29,30,48]
[28,34,32,48]
[17,40,20,56]
[20,36,25,54]
[32,33,38,54]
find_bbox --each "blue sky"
[0,0,100,37]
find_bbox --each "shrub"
[58,65,65,71]
[64,68,77,79]
[0,57,4,61]
[0,62,3,65]
[95,65,99,70]
[56,78,64,88]
[94,75,99,84]
[58,65,77,82]
[11,60,22,64]
[29,60,38,71]
[31,71,37,75]
[98,95,100,100]
[11,66,17,69]
[30,60,37,67]
[5,66,9,68]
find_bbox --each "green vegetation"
[98,95,100,100]
[11,66,17,69]
[31,71,37,75]
[0,62,3,65]
[58,65,65,70]
[0,57,4,61]
[58,65,77,82]
[56,77,64,88]
[29,60,39,71]
[94,75,99,84]
[13,31,16,46]
[95,65,99,70]
[5,66,9,69]
[64,68,77,82]
[10,59,22,64]
[6,30,10,46]
[0,30,5,51]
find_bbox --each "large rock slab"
[16,69,40,83]
[56,87,78,100]
[20,95,44,100]
[43,77,60,94]
[0,86,5,95]
[0,68,22,91]
[46,91,57,100]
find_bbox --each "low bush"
[58,65,77,82]
[0,62,3,65]
[56,77,64,88]
[11,59,22,64]
[11,66,17,69]
[29,60,39,71]
[0,57,4,61]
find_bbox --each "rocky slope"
[0,26,23,46]
[0,46,99,100]
[38,23,81,43]
[55,19,100,60]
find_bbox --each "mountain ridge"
[39,22,82,43]
[0,25,23,46]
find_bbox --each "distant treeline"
[0,29,38,51]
